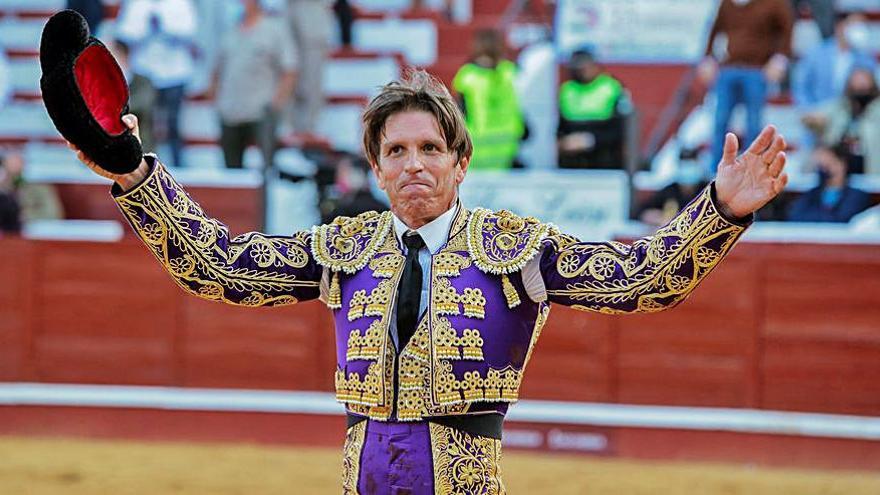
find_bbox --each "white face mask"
[731,0,751,6]
[845,22,871,51]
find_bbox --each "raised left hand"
[715,125,789,218]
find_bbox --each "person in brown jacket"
[699,0,793,170]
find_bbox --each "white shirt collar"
[392,202,459,254]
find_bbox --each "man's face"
[370,110,469,227]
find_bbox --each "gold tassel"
[328,271,342,309]
[501,273,521,309]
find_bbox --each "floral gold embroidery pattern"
[430,422,505,495]
[467,208,550,275]
[115,163,318,307]
[341,420,366,494]
[546,186,746,313]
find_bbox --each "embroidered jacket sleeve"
[112,158,321,306]
[540,183,750,314]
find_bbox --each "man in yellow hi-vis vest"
[453,29,526,170]
[557,48,631,169]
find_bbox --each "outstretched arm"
[541,125,787,314]
[69,115,322,307]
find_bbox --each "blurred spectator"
[333,0,354,48]
[453,29,526,170]
[556,48,630,169]
[0,46,10,109]
[112,40,158,153]
[792,12,875,110]
[793,0,834,39]
[67,0,105,34]
[787,143,870,222]
[802,67,880,174]
[0,150,63,232]
[211,0,298,170]
[700,0,793,170]
[116,0,198,168]
[287,0,333,133]
[323,154,388,223]
[637,148,709,226]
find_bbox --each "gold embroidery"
[434,362,522,404]
[433,278,486,319]
[433,317,484,361]
[329,271,342,309]
[346,320,385,361]
[546,186,746,313]
[522,303,550,371]
[312,211,393,274]
[347,279,395,321]
[467,208,550,275]
[396,317,470,421]
[433,252,472,277]
[341,420,366,494]
[500,274,521,309]
[430,422,505,495]
[346,337,396,421]
[335,362,384,405]
[368,253,404,278]
[114,164,318,307]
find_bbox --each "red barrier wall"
[2,237,879,416]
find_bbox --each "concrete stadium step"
[0,17,44,53]
[0,0,64,15]
[22,140,316,177]
[353,17,437,66]
[0,99,364,152]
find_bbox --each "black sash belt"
[346,413,504,440]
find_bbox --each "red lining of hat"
[73,44,128,135]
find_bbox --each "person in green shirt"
[452,29,527,170]
[557,48,631,169]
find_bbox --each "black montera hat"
[40,10,143,174]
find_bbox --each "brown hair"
[361,69,472,167]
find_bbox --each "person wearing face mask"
[699,0,794,171]
[792,12,876,111]
[556,48,631,169]
[803,67,880,175]
[787,143,870,222]
[637,148,710,226]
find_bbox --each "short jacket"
[114,158,750,421]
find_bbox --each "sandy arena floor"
[2,436,880,494]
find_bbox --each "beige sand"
[2,436,879,494]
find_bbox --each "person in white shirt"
[116,0,198,168]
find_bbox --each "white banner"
[459,170,630,241]
[555,0,721,63]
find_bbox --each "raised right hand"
[67,114,149,191]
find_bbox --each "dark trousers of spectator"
[220,110,278,170]
[66,0,104,33]
[334,0,353,47]
[156,84,185,168]
[711,67,766,170]
[129,74,157,153]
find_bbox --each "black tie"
[396,230,425,350]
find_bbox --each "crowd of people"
[0,0,878,236]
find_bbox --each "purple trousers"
[342,419,505,494]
